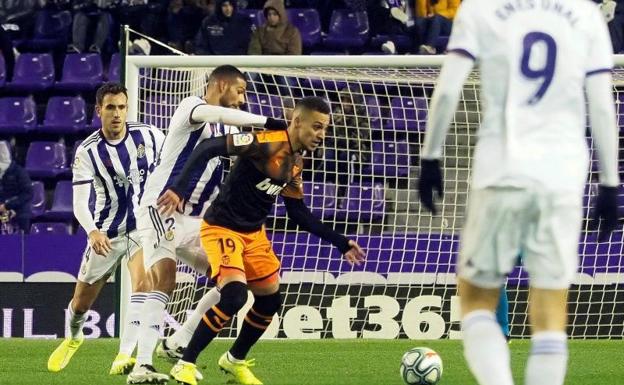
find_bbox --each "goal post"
[122,54,624,340]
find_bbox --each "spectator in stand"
[248,0,302,55]
[167,0,206,52]
[375,0,418,54]
[0,142,33,234]
[67,0,116,54]
[194,0,251,54]
[0,26,15,81]
[414,0,459,54]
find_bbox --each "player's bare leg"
[110,249,150,375]
[459,278,514,385]
[47,278,106,372]
[171,270,249,385]
[524,288,569,385]
[128,257,176,384]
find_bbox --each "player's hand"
[343,240,365,266]
[88,230,112,256]
[591,185,620,242]
[157,189,183,217]
[418,158,444,215]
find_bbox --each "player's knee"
[217,281,248,315]
[252,291,282,316]
[132,277,151,293]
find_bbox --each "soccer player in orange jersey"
[158,96,365,385]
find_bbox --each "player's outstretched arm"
[586,71,621,240]
[283,196,365,265]
[418,52,474,214]
[191,104,288,130]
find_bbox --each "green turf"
[0,339,622,384]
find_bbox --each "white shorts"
[78,230,141,284]
[137,205,209,274]
[458,186,583,290]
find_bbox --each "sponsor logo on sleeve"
[232,133,254,147]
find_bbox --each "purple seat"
[0,55,5,88]
[287,8,321,48]
[7,53,55,92]
[40,96,87,134]
[323,10,369,49]
[31,222,71,235]
[0,97,37,134]
[55,53,104,91]
[44,181,73,220]
[337,182,385,222]
[364,95,382,130]
[31,181,46,218]
[364,141,410,177]
[246,94,282,118]
[238,9,264,29]
[384,97,427,132]
[141,95,178,130]
[25,142,68,178]
[108,53,120,81]
[304,182,337,218]
[371,34,412,52]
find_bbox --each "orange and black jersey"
[172,130,350,253]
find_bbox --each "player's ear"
[95,104,102,117]
[218,79,227,93]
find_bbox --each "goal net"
[125,55,623,340]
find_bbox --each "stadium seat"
[336,182,385,222]
[238,9,264,29]
[287,8,321,49]
[364,141,410,177]
[40,96,87,134]
[384,96,428,132]
[323,10,370,50]
[25,141,69,178]
[108,52,121,81]
[304,182,337,218]
[31,181,46,218]
[55,53,104,91]
[246,94,282,118]
[141,95,178,130]
[364,95,382,130]
[0,55,5,88]
[44,181,73,221]
[6,53,55,92]
[0,97,37,134]
[31,222,71,235]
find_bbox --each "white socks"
[462,310,514,385]
[525,331,568,385]
[67,301,86,339]
[118,292,146,356]
[136,291,169,366]
[168,287,221,349]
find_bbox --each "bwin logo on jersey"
[256,178,287,196]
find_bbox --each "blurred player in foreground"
[417,1,619,385]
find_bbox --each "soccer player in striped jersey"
[418,1,619,385]
[128,65,288,384]
[47,83,165,376]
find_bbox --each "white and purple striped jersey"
[448,0,613,192]
[72,122,165,238]
[139,96,239,217]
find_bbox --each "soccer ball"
[399,347,443,385]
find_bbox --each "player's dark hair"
[96,82,128,106]
[207,65,246,84]
[295,96,331,115]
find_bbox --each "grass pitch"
[0,339,622,385]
